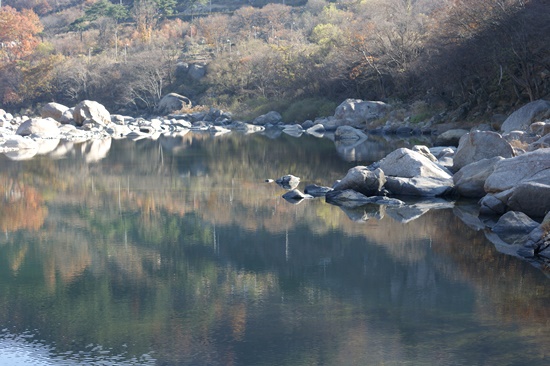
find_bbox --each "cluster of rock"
[0,98,270,161]
[271,100,550,271]
[0,97,384,162]
[2,96,550,269]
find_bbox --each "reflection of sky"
[0,332,155,366]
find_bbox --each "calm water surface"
[0,132,548,366]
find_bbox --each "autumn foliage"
[0,6,43,63]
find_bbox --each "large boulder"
[501,99,550,133]
[188,63,206,80]
[332,166,386,196]
[483,148,550,217]
[435,129,469,147]
[379,148,452,180]
[40,102,69,122]
[506,182,550,217]
[484,148,550,193]
[452,131,514,172]
[156,93,191,115]
[253,111,282,126]
[73,100,111,127]
[493,211,540,236]
[333,99,390,126]
[16,118,60,138]
[453,157,504,198]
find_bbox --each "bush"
[281,97,337,123]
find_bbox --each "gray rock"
[484,148,550,193]
[40,102,69,122]
[304,184,333,197]
[452,131,514,172]
[282,189,311,201]
[501,99,550,133]
[301,120,315,129]
[326,189,373,207]
[157,93,191,115]
[379,148,452,180]
[411,145,437,162]
[385,176,454,197]
[231,122,265,134]
[453,157,504,198]
[282,124,303,137]
[333,99,390,126]
[332,166,386,196]
[188,63,206,80]
[73,100,111,127]
[435,129,469,146]
[530,121,550,136]
[305,123,326,138]
[252,111,282,126]
[527,134,550,151]
[507,182,550,217]
[479,194,507,215]
[334,125,368,140]
[16,118,60,138]
[275,174,300,190]
[493,211,540,234]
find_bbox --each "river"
[0,131,548,365]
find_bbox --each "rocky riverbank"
[1,97,549,270]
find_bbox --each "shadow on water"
[0,132,548,365]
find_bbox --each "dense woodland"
[1,0,550,121]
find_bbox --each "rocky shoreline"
[1,97,549,271]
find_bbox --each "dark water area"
[0,132,549,365]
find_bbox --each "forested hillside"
[1,0,549,121]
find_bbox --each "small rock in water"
[275,174,300,190]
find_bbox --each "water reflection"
[0,134,548,365]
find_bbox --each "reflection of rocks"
[282,124,304,138]
[282,189,312,204]
[326,189,403,208]
[275,174,300,190]
[452,203,486,231]
[334,126,368,141]
[80,138,112,163]
[338,204,385,222]
[386,199,454,224]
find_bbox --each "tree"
[133,0,159,43]
[0,6,43,64]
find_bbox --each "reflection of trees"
[0,178,47,232]
[0,136,549,364]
